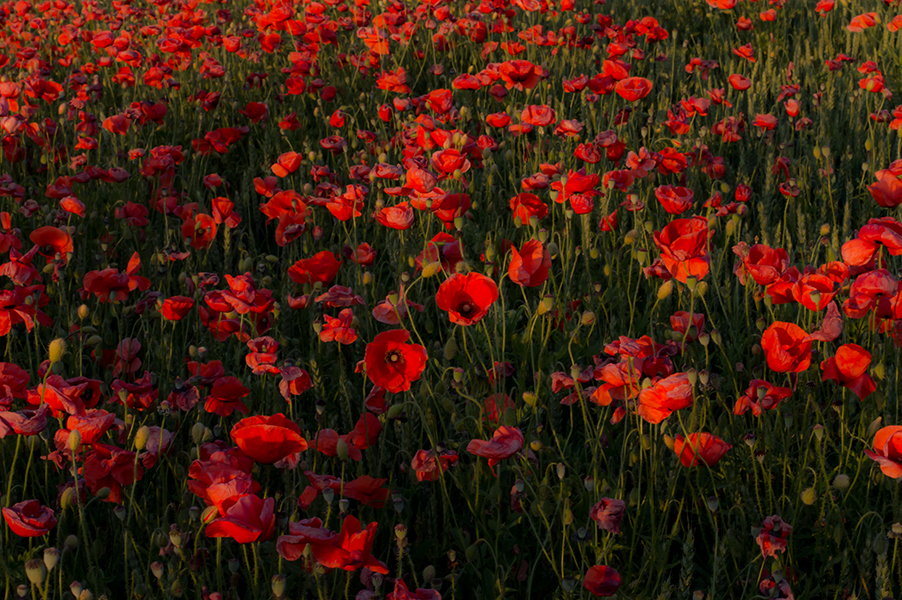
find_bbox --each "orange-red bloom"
[614,77,652,102]
[673,432,731,467]
[230,413,308,464]
[653,217,710,283]
[509,240,551,288]
[820,343,876,400]
[636,373,694,424]
[761,321,811,373]
[865,426,902,478]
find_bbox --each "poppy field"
[5,0,902,597]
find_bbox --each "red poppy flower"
[756,515,792,559]
[673,432,732,467]
[653,216,710,283]
[865,426,902,478]
[230,414,307,464]
[320,309,358,344]
[510,193,548,224]
[636,373,694,424]
[376,202,415,230]
[867,168,902,208]
[509,240,551,288]
[498,60,542,90]
[466,426,523,473]
[436,272,499,326]
[821,343,876,401]
[733,379,793,416]
[83,443,143,503]
[206,494,275,544]
[728,74,752,90]
[65,409,115,445]
[615,77,653,102]
[583,566,621,597]
[159,296,194,321]
[733,243,789,285]
[29,226,73,263]
[761,322,811,373]
[364,330,427,393]
[288,251,342,286]
[2,500,57,537]
[670,311,705,342]
[589,498,626,534]
[792,274,837,311]
[279,366,312,403]
[314,515,389,574]
[204,377,250,417]
[411,448,459,482]
[654,185,694,214]
[520,105,556,127]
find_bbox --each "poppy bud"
[657,280,673,300]
[271,575,286,599]
[336,438,350,461]
[530,440,544,452]
[362,271,373,285]
[169,528,182,549]
[421,261,442,278]
[556,463,567,480]
[624,229,638,245]
[95,487,110,500]
[801,487,816,505]
[522,392,537,407]
[387,404,404,420]
[191,423,205,445]
[443,337,457,361]
[134,426,149,451]
[68,429,82,453]
[867,416,884,439]
[706,497,719,513]
[663,435,675,451]
[201,506,218,524]
[832,474,850,490]
[814,423,824,441]
[49,338,67,364]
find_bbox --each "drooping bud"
[49,338,67,364]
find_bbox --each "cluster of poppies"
[4,0,902,597]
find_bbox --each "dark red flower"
[288,251,342,286]
[589,498,626,534]
[159,296,194,321]
[466,426,523,474]
[205,494,275,544]
[411,448,459,482]
[583,565,621,597]
[2,500,56,537]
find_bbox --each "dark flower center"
[459,303,472,315]
[387,351,401,363]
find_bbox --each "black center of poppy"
[388,351,400,363]
[459,303,472,315]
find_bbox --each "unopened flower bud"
[271,574,286,598]
[134,426,149,451]
[68,429,82,453]
[833,474,850,490]
[801,487,817,505]
[49,338,67,364]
